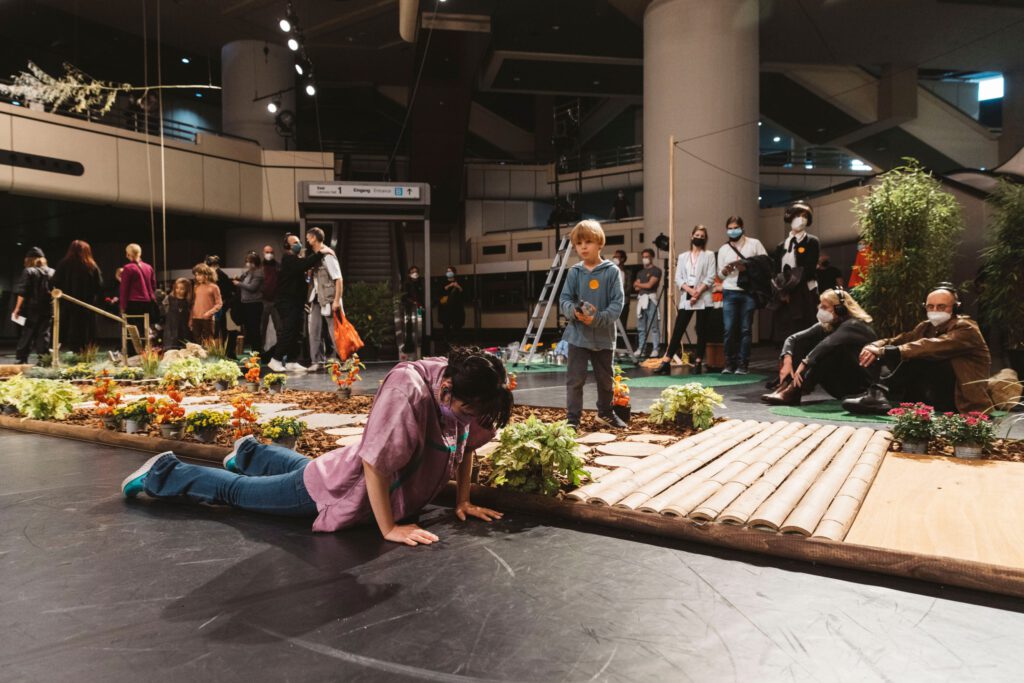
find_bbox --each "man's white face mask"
[642,257,651,266]
[927,311,952,327]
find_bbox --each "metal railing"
[759,147,872,172]
[50,289,149,366]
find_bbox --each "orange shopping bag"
[333,310,365,360]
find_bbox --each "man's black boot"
[842,383,892,415]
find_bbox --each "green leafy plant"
[486,415,587,496]
[852,158,965,337]
[979,179,1024,350]
[262,373,287,388]
[78,344,100,364]
[261,416,307,440]
[648,383,724,431]
[203,359,242,386]
[0,375,32,412]
[58,362,95,380]
[163,356,206,387]
[139,348,162,378]
[886,402,934,443]
[933,411,996,448]
[202,336,229,360]
[185,409,230,433]
[114,366,144,381]
[345,281,397,351]
[14,378,81,420]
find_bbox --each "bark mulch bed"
[891,438,1024,463]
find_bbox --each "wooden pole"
[667,135,676,337]
[51,294,60,368]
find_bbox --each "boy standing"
[559,220,626,430]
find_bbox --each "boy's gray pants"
[566,344,614,421]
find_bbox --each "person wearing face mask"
[613,250,630,335]
[402,266,425,355]
[656,225,717,374]
[848,240,871,289]
[120,347,513,547]
[438,265,465,349]
[761,289,877,406]
[770,202,820,344]
[633,248,662,358]
[233,252,265,353]
[305,227,344,373]
[717,216,768,374]
[260,245,283,353]
[268,233,330,373]
[842,284,993,414]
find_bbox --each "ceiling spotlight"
[772,136,781,143]
[267,100,280,113]
[294,57,311,76]
[287,37,300,51]
[279,18,291,32]
[304,82,316,96]
[181,57,190,64]
[194,92,203,98]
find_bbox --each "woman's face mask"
[727,228,743,240]
[816,307,834,325]
[446,271,455,279]
[290,242,301,255]
[410,272,419,280]
[263,252,274,262]
[692,237,707,248]
[791,216,807,232]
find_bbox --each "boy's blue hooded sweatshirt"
[558,258,624,350]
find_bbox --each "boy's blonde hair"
[569,219,606,248]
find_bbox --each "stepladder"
[510,237,576,365]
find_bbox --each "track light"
[267,100,280,114]
[279,18,291,32]
[304,82,316,96]
[294,57,311,76]
[287,37,300,51]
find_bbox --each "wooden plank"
[846,453,1024,569]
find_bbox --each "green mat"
[768,400,894,423]
[627,372,768,388]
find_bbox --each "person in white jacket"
[655,225,717,374]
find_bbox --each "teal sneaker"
[121,453,171,498]
[223,435,256,474]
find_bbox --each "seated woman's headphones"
[833,288,849,317]
[929,282,961,314]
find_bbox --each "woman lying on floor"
[121,347,514,546]
[761,289,877,406]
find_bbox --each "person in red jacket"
[119,243,157,334]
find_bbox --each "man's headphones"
[833,287,849,317]
[928,282,960,314]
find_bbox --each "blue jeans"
[143,438,317,517]
[722,289,757,367]
[637,302,660,354]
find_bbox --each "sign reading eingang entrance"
[308,183,421,200]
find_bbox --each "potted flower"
[163,356,205,389]
[154,388,186,439]
[486,415,587,496]
[91,371,122,429]
[185,409,229,443]
[611,365,631,425]
[243,354,262,392]
[330,354,365,399]
[0,375,30,416]
[933,411,996,459]
[262,373,287,394]
[204,359,242,391]
[261,416,307,450]
[648,383,724,431]
[115,397,155,434]
[230,394,260,440]
[886,402,934,454]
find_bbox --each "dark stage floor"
[3,431,1024,681]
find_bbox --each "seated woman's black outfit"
[763,318,877,405]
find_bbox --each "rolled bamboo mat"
[812,431,892,541]
[659,421,807,518]
[747,426,856,530]
[780,427,875,535]
[657,421,795,517]
[690,423,823,522]
[631,421,769,511]
[717,424,837,525]
[586,421,758,506]
[567,420,745,503]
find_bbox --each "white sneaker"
[267,358,286,373]
[285,362,308,373]
[306,363,321,373]
[649,349,662,358]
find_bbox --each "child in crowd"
[121,347,513,545]
[191,263,222,343]
[163,278,192,350]
[559,220,626,430]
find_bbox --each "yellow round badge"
[797,246,806,254]
[589,279,600,290]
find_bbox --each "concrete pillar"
[1000,68,1024,165]
[642,0,759,251]
[221,41,296,150]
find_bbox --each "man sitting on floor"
[843,283,992,415]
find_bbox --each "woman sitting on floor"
[761,289,877,406]
[121,347,513,546]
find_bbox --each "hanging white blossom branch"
[0,61,220,115]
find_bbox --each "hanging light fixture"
[294,56,311,76]
[304,81,316,97]
[267,99,280,114]
[287,37,300,51]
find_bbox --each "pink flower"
[888,408,906,417]
[915,409,931,417]
[979,414,991,421]
[900,402,914,408]
[944,412,954,417]
[966,417,978,426]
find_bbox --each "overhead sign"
[308,183,421,200]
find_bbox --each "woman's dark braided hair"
[443,346,514,430]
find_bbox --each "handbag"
[333,309,365,360]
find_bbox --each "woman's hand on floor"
[455,502,503,523]
[384,524,439,546]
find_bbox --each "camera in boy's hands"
[574,300,597,325]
